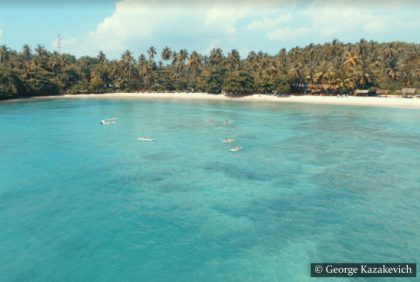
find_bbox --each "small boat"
[137,137,154,142]
[223,138,235,143]
[230,145,241,152]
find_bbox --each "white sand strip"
[35,92,420,109]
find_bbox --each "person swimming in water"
[230,145,241,152]
[137,137,153,142]
[224,120,233,125]
[100,118,116,125]
[223,138,235,143]
[100,119,113,125]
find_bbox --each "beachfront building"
[401,88,417,98]
[354,89,370,96]
[376,89,390,97]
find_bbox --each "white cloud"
[246,0,420,44]
[87,1,160,52]
[364,20,386,33]
[247,0,368,41]
[267,27,310,41]
[205,6,251,34]
[301,0,420,39]
[62,0,302,57]
[57,0,420,57]
[64,0,271,56]
[247,13,292,31]
[302,0,371,38]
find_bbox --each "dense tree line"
[0,39,419,99]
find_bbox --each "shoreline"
[7,92,420,109]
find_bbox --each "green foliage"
[59,68,81,89]
[274,77,291,94]
[255,78,275,94]
[0,40,418,100]
[194,74,208,92]
[89,73,105,93]
[68,82,91,94]
[206,69,226,94]
[0,69,27,98]
[223,71,255,96]
[27,76,60,96]
[174,80,188,91]
[149,83,166,92]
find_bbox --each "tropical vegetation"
[0,39,419,99]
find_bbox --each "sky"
[0,0,419,59]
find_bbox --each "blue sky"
[0,0,419,59]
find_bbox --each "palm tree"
[289,46,302,62]
[246,51,258,72]
[98,51,107,64]
[226,49,241,71]
[0,41,419,98]
[0,45,10,66]
[179,49,189,64]
[147,46,157,62]
[276,48,288,75]
[49,51,63,79]
[289,63,304,83]
[385,66,400,81]
[169,50,188,82]
[34,44,49,69]
[314,61,334,84]
[343,51,359,68]
[92,51,111,89]
[170,51,178,66]
[121,50,135,91]
[383,44,400,82]
[35,44,47,57]
[209,48,224,69]
[384,44,398,60]
[21,44,32,61]
[357,38,369,61]
[161,47,172,62]
[188,51,202,79]
[356,62,373,88]
[138,54,154,87]
[329,39,342,58]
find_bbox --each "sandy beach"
[36,92,420,109]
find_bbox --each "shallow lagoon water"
[0,98,419,281]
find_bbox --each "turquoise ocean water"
[0,98,419,281]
